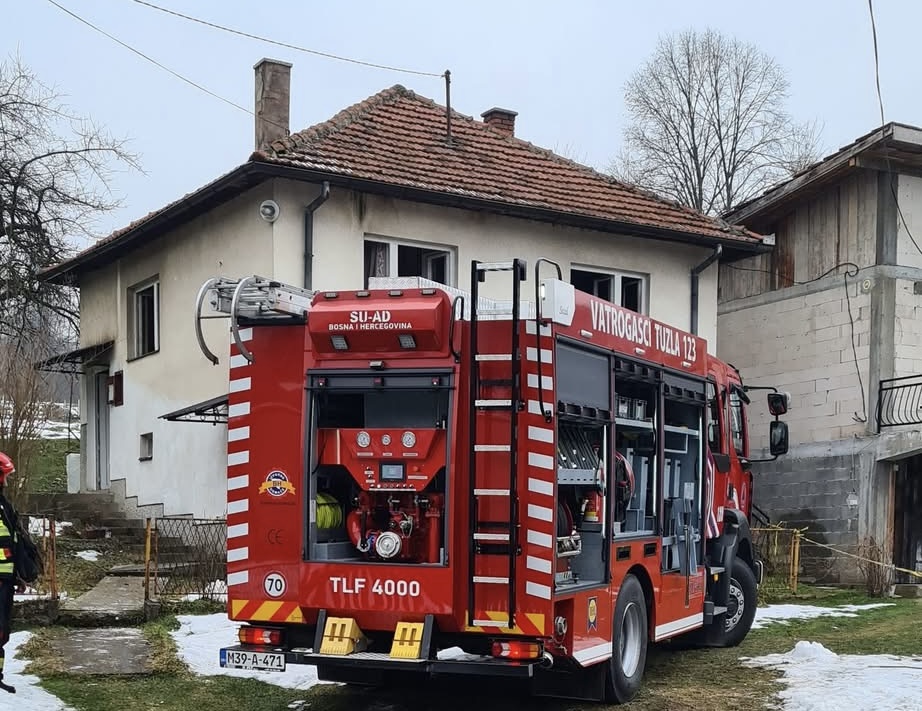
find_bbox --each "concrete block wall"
[752,440,882,585]
[893,278,922,378]
[719,278,871,450]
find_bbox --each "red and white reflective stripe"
[521,327,556,603]
[705,451,719,539]
[226,332,252,587]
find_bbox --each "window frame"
[570,264,649,314]
[728,388,748,459]
[128,277,160,361]
[363,236,456,287]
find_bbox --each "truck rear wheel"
[604,574,648,704]
[724,558,757,647]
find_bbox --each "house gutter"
[690,244,722,336]
[303,181,331,290]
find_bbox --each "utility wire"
[867,0,922,257]
[130,0,444,79]
[48,0,250,117]
[46,0,287,133]
[722,261,859,284]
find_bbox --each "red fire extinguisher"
[582,488,602,523]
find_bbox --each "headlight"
[375,531,402,559]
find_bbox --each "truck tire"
[724,558,757,647]
[604,574,648,704]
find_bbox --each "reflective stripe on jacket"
[0,508,15,578]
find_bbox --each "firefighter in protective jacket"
[0,453,23,694]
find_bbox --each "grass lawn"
[27,438,78,494]
[19,589,922,711]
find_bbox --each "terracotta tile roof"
[42,84,762,283]
[255,85,760,244]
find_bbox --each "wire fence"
[18,513,59,601]
[752,525,803,600]
[148,517,227,602]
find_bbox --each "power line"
[130,0,444,79]
[47,0,251,118]
[866,0,922,258]
[867,0,885,126]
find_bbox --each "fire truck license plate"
[220,648,285,672]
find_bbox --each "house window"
[139,432,153,461]
[364,239,454,287]
[129,278,160,359]
[571,267,648,313]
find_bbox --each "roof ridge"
[264,84,481,157]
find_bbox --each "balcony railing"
[877,375,922,431]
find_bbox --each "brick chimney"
[481,107,517,137]
[254,58,292,150]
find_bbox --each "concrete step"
[58,576,146,627]
[893,584,922,598]
[99,518,146,530]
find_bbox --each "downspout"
[690,244,722,336]
[303,181,331,290]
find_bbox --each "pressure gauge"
[381,434,392,446]
[356,431,371,448]
[402,431,416,448]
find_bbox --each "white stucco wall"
[77,177,727,518]
[78,183,275,518]
[270,183,722,349]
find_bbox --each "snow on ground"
[5,632,72,710]
[745,640,922,711]
[752,602,894,629]
[180,580,228,602]
[27,517,73,538]
[14,587,69,602]
[74,550,100,562]
[171,613,325,690]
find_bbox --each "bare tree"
[612,30,821,216]
[0,55,138,498]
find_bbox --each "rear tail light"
[398,334,416,349]
[491,641,542,660]
[238,626,283,646]
[331,335,348,350]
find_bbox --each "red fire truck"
[194,258,788,703]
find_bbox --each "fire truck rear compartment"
[308,372,452,565]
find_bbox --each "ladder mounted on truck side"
[467,259,527,629]
[194,275,315,365]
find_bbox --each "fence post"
[790,529,801,594]
[49,515,58,602]
[143,517,152,602]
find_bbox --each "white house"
[39,59,765,520]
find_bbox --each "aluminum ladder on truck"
[467,258,527,629]
[193,275,315,365]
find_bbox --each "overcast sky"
[5,1,918,247]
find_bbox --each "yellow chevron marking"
[285,606,306,623]
[251,601,284,620]
[230,599,248,618]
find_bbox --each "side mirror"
[769,420,789,457]
[767,392,789,416]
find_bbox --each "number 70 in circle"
[264,572,287,598]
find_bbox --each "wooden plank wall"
[720,170,879,303]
